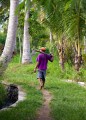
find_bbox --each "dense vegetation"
[0,0,86,119]
[0,54,86,120]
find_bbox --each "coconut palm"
[22,0,32,64]
[0,0,19,74]
[64,0,86,70]
[37,0,86,70]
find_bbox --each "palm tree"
[22,0,32,64]
[36,0,66,70]
[38,0,86,70]
[64,0,86,70]
[0,0,19,74]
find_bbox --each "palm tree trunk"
[22,0,32,64]
[0,0,19,74]
[18,34,22,63]
[74,42,82,71]
[74,0,82,71]
[58,37,65,70]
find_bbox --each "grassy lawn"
[46,79,86,120]
[0,54,86,120]
[46,60,86,120]
[0,55,43,120]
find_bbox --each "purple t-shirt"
[36,53,52,70]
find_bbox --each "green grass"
[0,86,42,120]
[45,58,86,120]
[0,54,42,120]
[0,53,86,120]
[0,84,7,107]
[46,79,86,120]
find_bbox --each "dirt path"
[36,89,53,120]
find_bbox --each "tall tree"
[22,0,32,64]
[0,0,19,74]
[37,0,86,70]
[64,0,86,70]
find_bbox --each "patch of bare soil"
[36,89,53,120]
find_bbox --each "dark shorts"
[37,70,46,81]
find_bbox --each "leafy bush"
[0,33,6,55]
[0,33,6,44]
